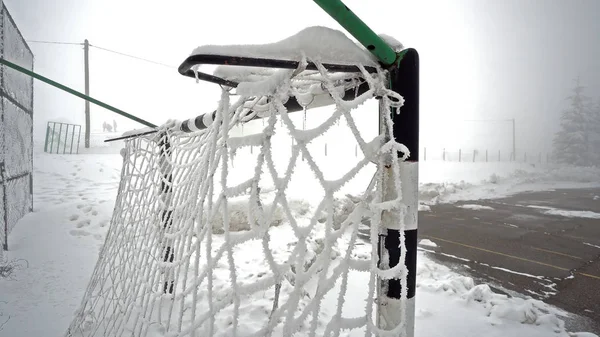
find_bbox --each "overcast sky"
[5,0,600,155]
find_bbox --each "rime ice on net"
[67,40,409,337]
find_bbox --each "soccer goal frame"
[54,0,419,335]
[173,7,420,335]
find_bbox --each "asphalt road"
[419,188,600,334]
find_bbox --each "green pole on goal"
[312,0,397,66]
[0,58,157,128]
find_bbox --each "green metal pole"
[312,0,397,66]
[0,58,157,128]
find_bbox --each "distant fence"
[0,3,34,256]
[422,148,552,165]
[44,121,82,154]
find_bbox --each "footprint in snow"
[82,206,93,213]
[69,214,79,221]
[76,204,85,209]
[69,229,91,237]
[76,219,91,228]
[92,210,98,216]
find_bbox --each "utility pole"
[84,39,90,148]
[512,118,516,162]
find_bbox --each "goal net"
[67,31,410,337]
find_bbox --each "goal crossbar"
[178,54,379,87]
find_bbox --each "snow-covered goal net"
[67,27,412,337]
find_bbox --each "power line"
[27,40,83,46]
[463,119,514,122]
[27,39,176,69]
[90,44,176,69]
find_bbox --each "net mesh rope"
[67,58,408,337]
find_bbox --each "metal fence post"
[63,124,70,154]
[44,122,51,153]
[57,123,63,154]
[1,162,8,251]
[50,122,57,153]
[70,124,76,154]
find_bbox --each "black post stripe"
[180,121,191,133]
[382,229,418,299]
[392,49,419,162]
[194,114,207,129]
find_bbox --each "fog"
[5,0,600,156]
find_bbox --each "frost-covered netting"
[0,3,34,255]
[67,58,409,337]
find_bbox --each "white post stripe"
[202,112,214,127]
[399,161,418,231]
[187,119,200,132]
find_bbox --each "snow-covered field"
[1,144,599,336]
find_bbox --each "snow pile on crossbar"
[66,56,408,337]
[193,27,378,67]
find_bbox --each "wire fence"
[0,3,34,256]
[421,147,553,165]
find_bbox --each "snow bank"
[458,204,495,211]
[419,239,438,247]
[527,205,600,219]
[419,161,600,205]
[415,255,588,337]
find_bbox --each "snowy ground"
[419,161,600,207]
[1,146,599,336]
